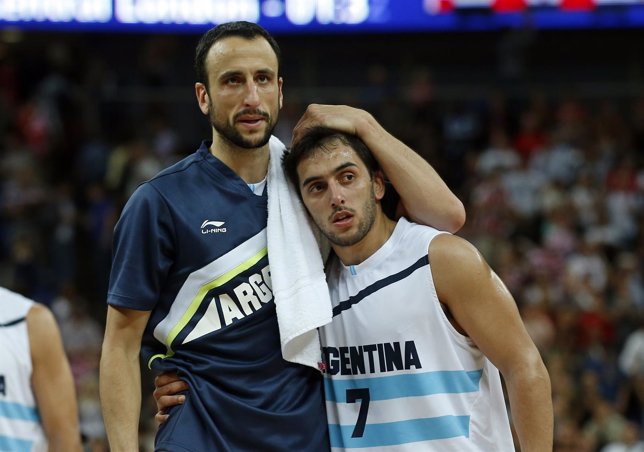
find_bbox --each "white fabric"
[266,136,332,368]
[0,287,48,452]
[320,219,514,451]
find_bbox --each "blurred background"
[0,1,642,450]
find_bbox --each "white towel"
[266,136,332,369]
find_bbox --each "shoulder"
[0,286,31,304]
[398,219,450,250]
[26,303,59,337]
[120,167,186,218]
[132,146,205,197]
[428,234,490,285]
[429,233,483,261]
[154,148,204,180]
[26,303,64,362]
[0,287,33,319]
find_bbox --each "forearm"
[100,345,143,452]
[42,380,82,452]
[26,304,83,452]
[47,426,83,452]
[505,360,553,452]
[354,114,465,232]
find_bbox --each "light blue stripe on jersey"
[328,415,470,448]
[0,400,40,421]
[0,435,33,452]
[324,369,483,402]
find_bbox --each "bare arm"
[28,304,83,452]
[430,234,553,452]
[100,305,151,452]
[292,104,466,232]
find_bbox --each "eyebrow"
[301,162,358,188]
[219,67,275,79]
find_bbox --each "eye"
[256,74,271,84]
[308,182,325,194]
[225,76,242,85]
[341,172,355,183]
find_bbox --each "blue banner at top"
[1,0,643,33]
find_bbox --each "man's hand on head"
[292,104,370,145]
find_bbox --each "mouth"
[237,116,265,125]
[235,111,269,128]
[331,210,354,226]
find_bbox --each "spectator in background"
[475,126,520,176]
[619,324,644,419]
[600,421,644,452]
[513,108,548,162]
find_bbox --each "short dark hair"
[194,21,281,90]
[283,127,380,196]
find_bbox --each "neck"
[209,135,270,184]
[333,212,396,266]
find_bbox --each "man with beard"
[281,127,553,451]
[99,21,465,452]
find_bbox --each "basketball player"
[0,286,82,452]
[280,127,553,451]
[100,21,465,452]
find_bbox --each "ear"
[373,171,386,201]
[278,77,284,109]
[195,82,209,115]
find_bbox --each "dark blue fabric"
[108,142,329,452]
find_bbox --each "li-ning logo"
[201,220,227,234]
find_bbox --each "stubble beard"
[209,100,277,150]
[317,187,377,248]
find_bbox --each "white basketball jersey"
[0,287,47,452]
[319,218,515,451]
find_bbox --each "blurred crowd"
[0,30,642,451]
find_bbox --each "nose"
[329,181,345,208]
[244,81,260,106]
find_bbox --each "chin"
[243,133,272,149]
